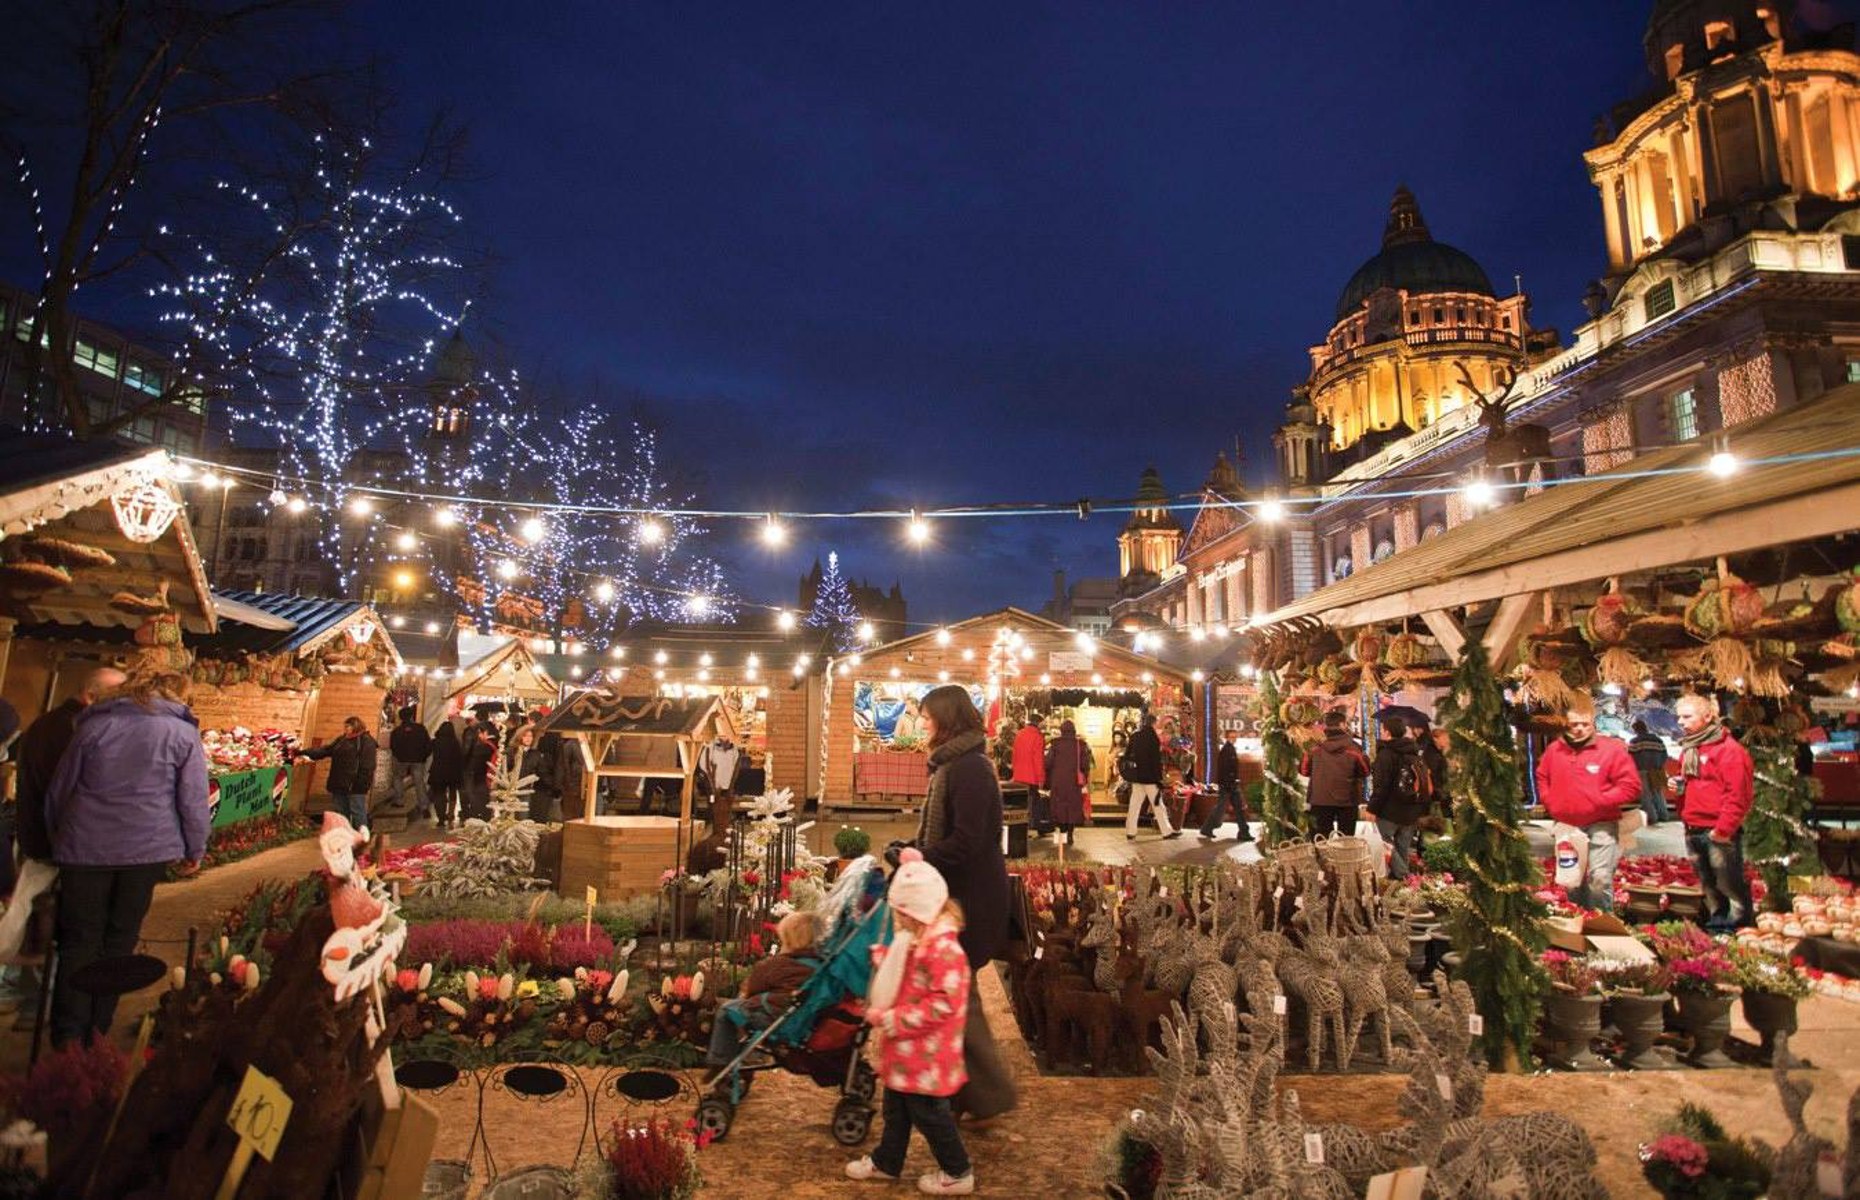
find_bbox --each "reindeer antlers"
[1453,359,1520,411]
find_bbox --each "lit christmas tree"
[1255,670,1307,846]
[805,552,862,651]
[1435,640,1547,1073]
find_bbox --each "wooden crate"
[560,815,683,898]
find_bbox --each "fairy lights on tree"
[805,551,863,651]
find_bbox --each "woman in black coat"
[915,684,1016,1123]
[428,720,465,828]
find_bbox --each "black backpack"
[1393,752,1433,809]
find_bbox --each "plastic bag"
[1552,823,1590,888]
[1361,820,1388,878]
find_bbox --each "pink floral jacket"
[868,923,970,1097]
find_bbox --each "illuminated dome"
[1334,187,1495,322]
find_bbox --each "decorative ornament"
[111,480,182,544]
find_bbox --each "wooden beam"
[1418,610,1466,661]
[1298,480,1860,629]
[1481,592,1540,668]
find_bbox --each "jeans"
[1124,783,1173,835]
[872,1088,971,1179]
[388,761,428,813]
[1686,827,1754,928]
[1310,806,1357,838]
[706,997,773,1064]
[1199,782,1250,839]
[333,792,368,830]
[1573,821,1620,913]
[1639,771,1673,824]
[51,863,167,1046]
[1376,818,1417,879]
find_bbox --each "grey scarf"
[915,729,988,846]
[1680,721,1726,781]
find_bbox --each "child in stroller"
[705,910,823,1075]
[694,858,889,1146]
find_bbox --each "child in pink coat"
[845,848,974,1195]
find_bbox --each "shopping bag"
[1360,820,1388,879]
[1552,823,1590,888]
[1030,789,1053,834]
[1617,808,1647,853]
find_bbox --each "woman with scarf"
[1674,694,1755,931]
[1042,719,1092,850]
[912,684,1016,1126]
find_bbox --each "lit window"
[175,386,205,414]
[1668,389,1700,441]
[1846,360,1860,384]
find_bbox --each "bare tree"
[0,0,348,438]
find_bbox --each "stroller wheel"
[695,1097,734,1143]
[848,1061,877,1103]
[831,1100,873,1146]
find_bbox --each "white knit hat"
[887,847,949,924]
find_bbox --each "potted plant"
[1596,959,1674,1070]
[1727,944,1810,1062]
[574,1116,704,1199]
[831,825,872,878]
[1539,951,1608,1070]
[1665,951,1739,1068]
[1638,1103,1769,1200]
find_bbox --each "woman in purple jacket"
[44,666,208,1047]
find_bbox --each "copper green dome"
[1334,187,1495,322]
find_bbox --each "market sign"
[209,766,291,829]
[1048,651,1092,673]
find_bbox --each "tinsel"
[1437,641,1547,1073]
[1255,670,1308,848]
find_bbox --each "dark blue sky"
[28,3,1815,623]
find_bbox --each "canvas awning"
[1252,385,1860,634]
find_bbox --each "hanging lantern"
[349,619,376,644]
[111,481,182,544]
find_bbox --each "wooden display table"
[559,815,682,899]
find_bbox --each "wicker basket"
[1314,833,1370,871]
[1273,840,1317,872]
[481,1166,575,1199]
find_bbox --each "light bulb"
[350,496,373,517]
[496,559,517,580]
[571,665,583,679]
[198,470,220,488]
[776,610,797,632]
[761,517,786,546]
[889,666,901,679]
[594,580,615,604]
[935,629,952,646]
[1075,632,1095,654]
[688,594,712,616]
[906,513,930,544]
[396,532,417,552]
[850,654,864,666]
[424,621,441,635]
[1091,673,1104,685]
[519,516,546,542]
[1039,673,1052,685]
[169,461,196,482]
[961,648,975,661]
[699,653,714,667]
[1191,669,1204,681]
[610,645,627,660]
[268,488,287,505]
[654,650,669,665]
[390,615,406,628]
[858,621,876,642]
[1708,449,1739,478]
[1463,477,1496,507]
[637,518,664,545]
[393,570,414,589]
[1256,497,1285,522]
[286,496,307,514]
[797,654,812,668]
[434,507,458,527]
[1191,628,1207,643]
[1020,646,1034,661]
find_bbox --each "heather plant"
[574,1116,703,1199]
[0,1038,128,1144]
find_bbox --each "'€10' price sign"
[217,1064,294,1199]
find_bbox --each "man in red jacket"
[1675,694,1755,931]
[1535,707,1642,912]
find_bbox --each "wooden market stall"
[540,689,737,898]
[439,635,559,717]
[1246,385,1860,829]
[818,607,1194,818]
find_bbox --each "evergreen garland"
[1743,734,1820,913]
[1256,670,1307,846]
[1436,641,1547,1072]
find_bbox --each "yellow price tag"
[584,885,598,907]
[225,1065,292,1162]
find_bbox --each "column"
[1695,103,1721,207]
[1600,169,1626,270]
[1784,84,1811,193]
[1831,91,1858,195]
[1186,573,1203,628]
[1624,162,1646,255]
[1754,85,1783,190]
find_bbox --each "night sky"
[29,3,1859,624]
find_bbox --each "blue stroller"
[694,858,892,1146]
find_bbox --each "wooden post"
[1419,610,1466,661]
[1481,592,1540,668]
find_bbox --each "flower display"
[200,727,300,775]
[1642,1133,1708,1179]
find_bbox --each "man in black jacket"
[298,716,379,830]
[1121,713,1179,840]
[386,706,433,821]
[1300,711,1370,837]
[1368,717,1429,879]
[1198,728,1252,842]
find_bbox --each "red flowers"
[1643,1133,1708,1178]
[395,968,420,993]
[476,975,501,1002]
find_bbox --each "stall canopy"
[447,636,559,706]
[539,689,736,827]
[204,591,403,666]
[0,430,215,634]
[1252,385,1860,648]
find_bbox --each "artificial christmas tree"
[1256,670,1307,846]
[804,551,863,652]
[1745,733,1820,913]
[1436,641,1547,1072]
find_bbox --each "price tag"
[584,885,598,906]
[1435,1072,1453,1101]
[1272,994,1287,1016]
[1034,947,1044,960]
[1467,1013,1484,1036]
[225,1065,292,1161]
[1367,1166,1429,1200]
[1303,1133,1324,1165]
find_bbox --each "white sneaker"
[918,1171,974,1195]
[845,1157,901,1182]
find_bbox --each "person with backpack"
[1535,706,1642,912]
[1367,716,1430,879]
